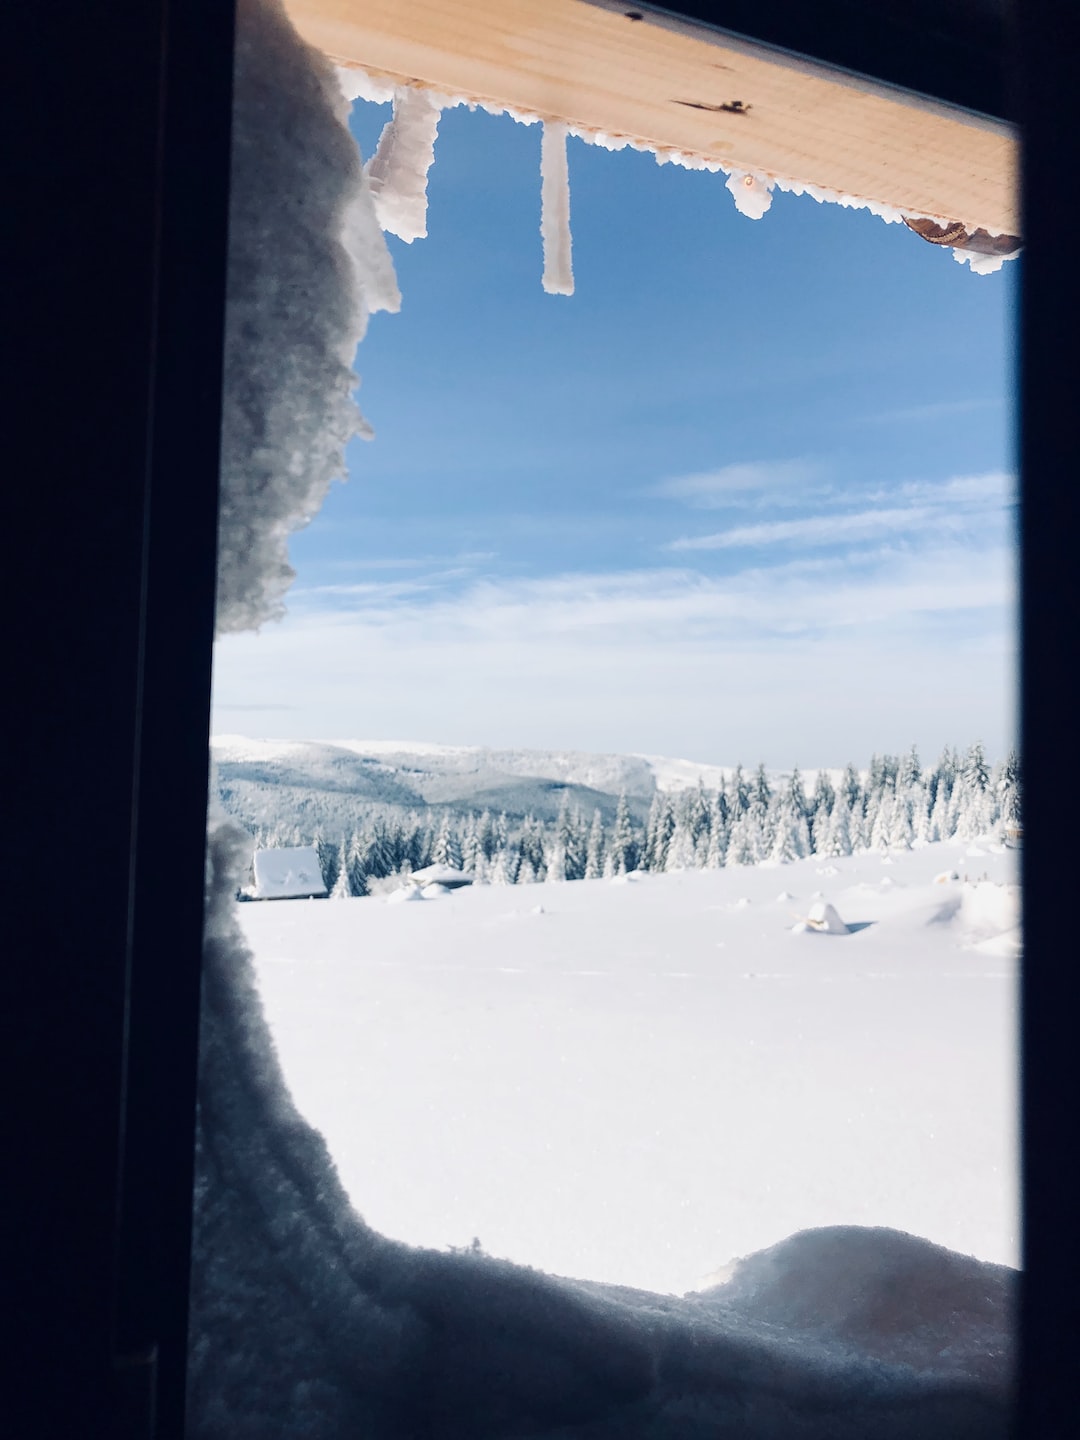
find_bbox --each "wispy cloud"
[667,471,1011,552]
[647,459,818,508]
[859,397,1004,426]
[294,566,481,604]
[211,547,1015,763]
[297,550,498,575]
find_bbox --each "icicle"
[365,86,442,242]
[540,121,574,296]
[952,247,1020,275]
[725,169,775,220]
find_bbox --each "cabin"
[408,863,474,891]
[251,845,329,900]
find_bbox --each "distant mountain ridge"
[211,736,774,838]
[212,736,818,797]
[210,735,803,835]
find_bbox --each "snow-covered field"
[243,839,1019,1299]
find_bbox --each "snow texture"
[193,813,1014,1437]
[336,64,396,106]
[954,246,1021,276]
[248,844,1018,1294]
[541,121,575,296]
[252,845,326,899]
[365,86,442,242]
[726,169,775,220]
[215,0,399,635]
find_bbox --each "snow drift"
[194,817,1013,1439]
[215,0,399,634]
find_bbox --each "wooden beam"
[284,0,1018,237]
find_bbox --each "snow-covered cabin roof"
[285,0,1017,243]
[409,864,474,889]
[252,846,328,899]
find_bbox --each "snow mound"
[960,882,1021,945]
[420,883,451,899]
[775,891,794,903]
[386,883,423,904]
[696,1225,1015,1390]
[800,900,849,935]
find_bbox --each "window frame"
[8,3,1072,1437]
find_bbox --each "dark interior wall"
[6,3,233,1437]
[5,2,1075,1437]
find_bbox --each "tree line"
[243,742,1020,898]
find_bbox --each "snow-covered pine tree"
[809,770,835,852]
[584,810,605,879]
[644,793,673,873]
[329,856,352,899]
[544,837,567,883]
[768,802,802,865]
[727,764,751,817]
[431,811,463,871]
[962,740,992,796]
[841,762,863,814]
[787,766,808,819]
[900,744,922,791]
[609,791,637,875]
[724,811,756,867]
[869,791,893,851]
[999,748,1021,827]
[751,763,772,814]
[553,793,585,881]
[352,832,375,895]
[887,791,915,850]
[476,809,495,861]
[934,746,958,810]
[489,846,515,886]
[686,781,710,849]
[519,815,547,877]
[313,829,338,892]
[823,794,853,857]
[368,821,400,880]
[909,780,932,845]
[665,810,697,872]
[460,817,481,876]
[926,781,947,843]
[705,789,729,868]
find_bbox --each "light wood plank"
[285,0,1018,237]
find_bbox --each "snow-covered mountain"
[214,735,742,797]
[211,734,836,833]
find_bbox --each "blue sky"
[210,99,1018,768]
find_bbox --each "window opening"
[191,1,1019,1433]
